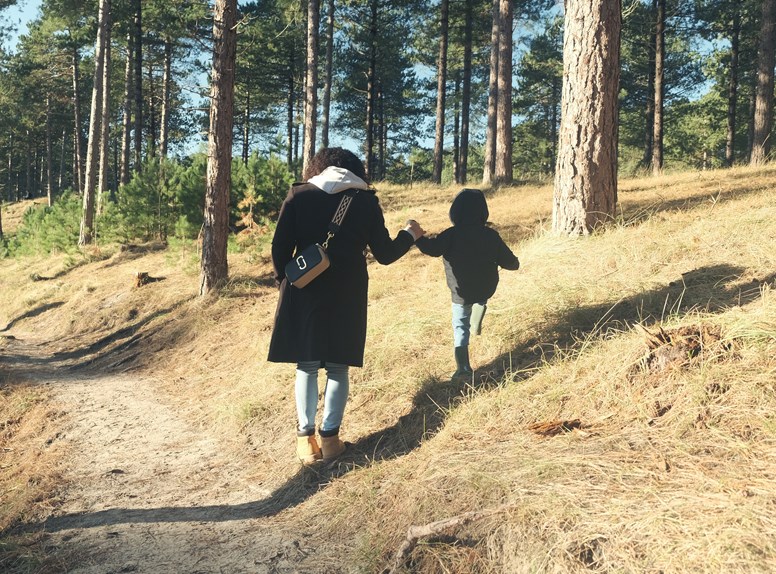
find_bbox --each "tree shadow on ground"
[0,302,66,332]
[25,264,774,533]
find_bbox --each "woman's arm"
[367,205,416,265]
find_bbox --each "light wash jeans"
[451,301,486,347]
[295,361,349,434]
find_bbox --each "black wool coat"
[268,183,414,367]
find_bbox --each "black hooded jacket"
[415,189,519,305]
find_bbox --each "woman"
[268,148,424,464]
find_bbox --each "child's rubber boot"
[319,428,347,462]
[296,430,322,465]
[452,346,474,380]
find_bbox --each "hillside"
[1,167,775,573]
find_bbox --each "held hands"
[404,219,426,241]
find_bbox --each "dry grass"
[0,165,775,572]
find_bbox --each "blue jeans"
[452,301,486,347]
[452,303,473,347]
[295,361,349,434]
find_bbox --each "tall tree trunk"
[133,0,143,172]
[321,0,334,149]
[159,39,172,160]
[642,0,656,168]
[494,0,513,185]
[550,75,559,170]
[432,0,449,184]
[120,34,133,186]
[45,94,54,207]
[553,0,621,235]
[147,62,156,158]
[453,75,460,183]
[365,0,378,179]
[751,0,776,165]
[200,0,237,295]
[459,0,473,184]
[378,81,385,180]
[98,16,112,215]
[243,92,250,164]
[59,128,67,191]
[80,0,110,246]
[286,49,295,170]
[726,7,740,167]
[482,0,499,184]
[71,44,84,194]
[302,0,320,177]
[651,0,665,175]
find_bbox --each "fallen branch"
[384,504,513,574]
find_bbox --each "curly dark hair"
[303,147,368,182]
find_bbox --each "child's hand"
[405,219,425,240]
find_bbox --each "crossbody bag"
[284,192,355,288]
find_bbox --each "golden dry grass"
[1,164,775,572]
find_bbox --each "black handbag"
[284,193,354,288]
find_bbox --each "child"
[415,188,519,378]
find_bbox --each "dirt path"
[6,338,326,574]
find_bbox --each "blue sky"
[1,0,42,52]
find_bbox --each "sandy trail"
[5,337,326,574]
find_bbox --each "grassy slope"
[1,166,775,572]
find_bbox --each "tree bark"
[133,0,143,172]
[482,0,499,185]
[726,7,740,167]
[494,0,513,185]
[553,0,621,235]
[80,0,110,246]
[751,0,776,165]
[98,14,112,215]
[286,47,295,170]
[302,0,320,178]
[71,45,84,194]
[365,0,378,179]
[651,0,665,175]
[243,92,250,165]
[432,0,449,184]
[120,33,133,186]
[45,94,54,207]
[159,39,173,160]
[200,0,237,295]
[459,0,473,184]
[321,0,334,149]
[642,0,656,169]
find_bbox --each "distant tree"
[302,0,320,177]
[750,0,776,164]
[432,0,449,184]
[482,0,499,184]
[79,0,110,246]
[200,0,237,295]
[651,0,665,175]
[553,0,621,235]
[321,0,334,149]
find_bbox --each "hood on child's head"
[449,188,489,226]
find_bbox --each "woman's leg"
[295,361,320,434]
[320,362,350,434]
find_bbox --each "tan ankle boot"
[319,434,347,462]
[296,435,322,465]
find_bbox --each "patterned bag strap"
[322,192,355,250]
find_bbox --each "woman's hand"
[405,219,426,240]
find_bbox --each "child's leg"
[295,361,320,434]
[451,303,473,376]
[451,302,473,348]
